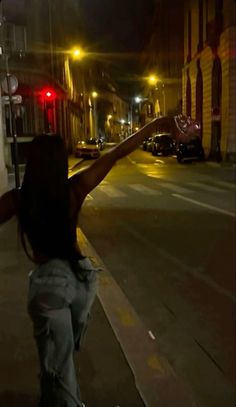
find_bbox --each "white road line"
[154,159,165,165]
[137,164,150,168]
[148,330,156,340]
[172,193,236,218]
[127,156,136,164]
[129,184,162,195]
[146,173,160,178]
[159,182,193,194]
[98,185,126,198]
[213,180,236,190]
[187,182,226,193]
[85,194,93,200]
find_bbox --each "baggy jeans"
[27,257,97,407]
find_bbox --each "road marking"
[154,159,165,165]
[127,156,136,164]
[148,330,156,340]
[159,182,193,194]
[212,180,236,190]
[98,185,126,198]
[146,172,160,178]
[85,194,93,200]
[187,182,226,193]
[129,184,162,195]
[137,164,150,168]
[172,193,236,218]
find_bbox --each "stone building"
[140,0,184,120]
[0,0,129,193]
[182,0,236,161]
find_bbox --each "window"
[4,22,27,53]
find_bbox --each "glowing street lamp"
[71,47,84,60]
[135,96,142,103]
[148,74,158,85]
[92,91,98,98]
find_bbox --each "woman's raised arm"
[69,118,159,203]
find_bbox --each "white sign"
[1,75,18,95]
[1,95,22,104]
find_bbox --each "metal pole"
[130,100,133,134]
[6,57,20,189]
[93,98,98,139]
[162,84,166,116]
[48,0,54,78]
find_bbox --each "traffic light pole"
[5,57,20,189]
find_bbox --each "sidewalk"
[0,220,145,406]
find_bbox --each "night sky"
[79,0,155,52]
[79,0,156,94]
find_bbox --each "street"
[76,148,235,407]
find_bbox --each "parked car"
[176,138,205,163]
[142,136,153,151]
[151,133,175,156]
[75,138,100,159]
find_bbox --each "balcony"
[206,13,223,48]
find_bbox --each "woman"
[0,118,159,406]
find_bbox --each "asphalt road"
[74,148,236,407]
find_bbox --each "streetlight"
[147,74,166,117]
[148,74,158,86]
[135,96,142,104]
[91,91,98,99]
[67,46,88,139]
[131,96,149,129]
[91,91,98,138]
[70,47,85,60]
[162,83,166,116]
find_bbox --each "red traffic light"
[41,87,56,101]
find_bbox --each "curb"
[68,158,84,172]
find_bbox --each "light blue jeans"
[28,257,97,407]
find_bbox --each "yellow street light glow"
[71,47,84,60]
[148,74,158,85]
[92,91,98,98]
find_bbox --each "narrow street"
[77,149,236,407]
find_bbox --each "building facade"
[0,0,129,193]
[183,0,236,161]
[140,0,184,121]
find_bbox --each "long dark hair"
[19,134,77,266]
